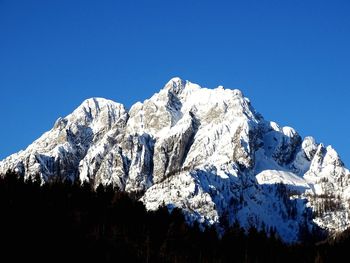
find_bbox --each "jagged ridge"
[1,77,349,242]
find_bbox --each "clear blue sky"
[1,0,350,165]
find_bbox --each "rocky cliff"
[1,77,349,242]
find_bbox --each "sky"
[0,0,350,165]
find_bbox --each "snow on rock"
[256,170,310,192]
[0,98,128,181]
[1,77,350,242]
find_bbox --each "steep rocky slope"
[1,77,349,242]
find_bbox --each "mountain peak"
[161,77,186,95]
[160,77,201,99]
[1,78,349,243]
[165,76,186,87]
[60,97,128,136]
[74,97,125,115]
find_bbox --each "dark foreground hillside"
[0,171,347,262]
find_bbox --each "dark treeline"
[0,172,348,262]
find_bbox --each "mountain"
[1,77,349,242]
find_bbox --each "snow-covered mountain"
[1,77,349,242]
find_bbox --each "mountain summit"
[1,78,349,242]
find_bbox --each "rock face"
[1,77,350,242]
